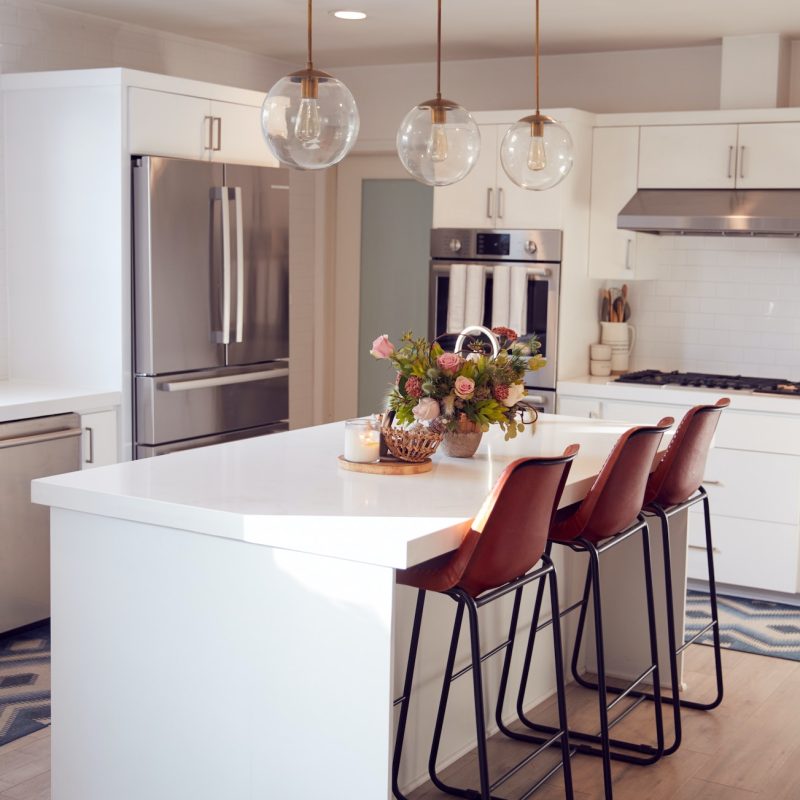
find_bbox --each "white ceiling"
[41,0,800,67]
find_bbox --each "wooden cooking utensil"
[600,288,610,322]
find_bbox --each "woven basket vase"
[381,425,443,463]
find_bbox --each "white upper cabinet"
[638,124,738,189]
[588,126,656,280]
[736,123,800,188]
[638,122,800,189]
[128,87,277,167]
[433,124,499,228]
[432,123,563,230]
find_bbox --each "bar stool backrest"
[554,419,674,544]
[644,398,730,508]
[456,445,579,597]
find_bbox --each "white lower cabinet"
[558,392,800,592]
[688,512,799,593]
[80,408,119,469]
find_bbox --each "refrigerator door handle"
[233,186,244,343]
[157,367,289,392]
[211,187,232,345]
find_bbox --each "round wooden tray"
[337,455,432,475]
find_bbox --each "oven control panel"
[475,232,510,256]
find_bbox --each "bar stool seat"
[502,418,674,800]
[391,446,579,800]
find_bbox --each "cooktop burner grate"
[615,370,800,396]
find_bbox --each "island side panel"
[50,508,395,800]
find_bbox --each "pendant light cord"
[306,0,313,70]
[534,0,540,115]
[436,0,442,101]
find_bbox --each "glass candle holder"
[343,418,381,463]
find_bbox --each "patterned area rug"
[0,622,51,747]
[685,590,800,662]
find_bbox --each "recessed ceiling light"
[332,10,367,20]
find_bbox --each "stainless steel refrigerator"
[132,156,289,458]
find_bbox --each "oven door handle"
[430,263,551,277]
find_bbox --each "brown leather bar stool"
[502,418,673,800]
[391,446,580,800]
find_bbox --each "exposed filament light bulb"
[428,123,448,162]
[527,134,546,171]
[294,97,322,148]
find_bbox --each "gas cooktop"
[615,370,800,396]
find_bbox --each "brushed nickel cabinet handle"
[498,187,505,219]
[213,116,222,151]
[689,544,721,554]
[727,145,734,179]
[84,426,94,464]
[204,115,214,151]
[739,145,746,179]
[703,479,724,487]
[486,187,494,219]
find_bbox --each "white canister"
[610,351,630,374]
[590,343,612,361]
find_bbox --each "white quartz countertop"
[0,380,121,422]
[558,376,800,415]
[32,415,641,569]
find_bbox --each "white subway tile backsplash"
[631,235,800,380]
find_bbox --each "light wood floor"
[1,645,798,799]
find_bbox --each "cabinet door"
[557,396,602,418]
[588,127,640,280]
[638,124,738,189]
[210,100,279,168]
[81,409,119,468]
[494,124,564,229]
[432,124,498,229]
[736,122,800,188]
[129,88,212,160]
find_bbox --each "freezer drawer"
[0,413,82,632]
[135,362,289,447]
[136,421,289,458]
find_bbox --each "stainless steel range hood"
[618,189,800,236]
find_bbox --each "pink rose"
[454,376,475,399]
[370,334,395,359]
[436,352,462,374]
[412,397,440,422]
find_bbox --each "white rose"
[502,382,527,408]
[412,397,440,422]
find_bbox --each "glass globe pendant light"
[500,0,573,190]
[261,0,359,170]
[396,0,480,186]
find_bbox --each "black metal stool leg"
[585,541,615,800]
[464,595,492,800]
[547,562,576,800]
[428,600,469,797]
[640,523,665,762]
[392,589,426,800]
[494,586,525,738]
[570,563,596,690]
[681,493,724,710]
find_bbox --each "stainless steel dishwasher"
[0,413,82,633]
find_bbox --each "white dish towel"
[463,265,485,329]
[491,264,511,329]
[508,266,529,335]
[446,264,467,333]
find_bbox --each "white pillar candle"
[344,419,380,463]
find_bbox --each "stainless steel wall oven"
[430,228,561,413]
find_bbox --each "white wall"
[336,45,724,149]
[629,236,800,380]
[0,0,293,381]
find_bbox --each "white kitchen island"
[32,415,687,800]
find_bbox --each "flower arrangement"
[370,328,546,440]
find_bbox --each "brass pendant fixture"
[500,0,574,190]
[395,0,481,186]
[261,0,360,170]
